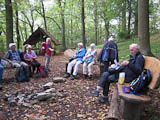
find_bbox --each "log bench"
[107,56,160,120]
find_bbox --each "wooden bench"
[107,56,160,120]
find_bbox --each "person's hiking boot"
[83,74,88,79]
[88,75,93,80]
[64,73,70,78]
[98,96,108,104]
[90,90,99,97]
[71,75,76,80]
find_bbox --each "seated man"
[64,43,86,80]
[91,43,145,104]
[24,45,40,74]
[5,43,28,68]
[83,43,97,79]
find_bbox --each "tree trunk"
[5,0,13,49]
[58,0,66,51]
[127,0,132,37]
[93,0,98,45]
[41,0,47,31]
[81,0,86,48]
[134,2,138,36]
[70,19,73,46]
[104,20,109,41]
[138,0,152,56]
[15,4,21,49]
[122,0,126,32]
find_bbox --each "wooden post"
[107,86,120,120]
[120,99,142,120]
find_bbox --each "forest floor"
[0,53,160,120]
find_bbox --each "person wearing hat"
[45,38,54,72]
[64,42,86,80]
[5,43,28,68]
[97,36,119,72]
[83,43,97,79]
[24,45,40,74]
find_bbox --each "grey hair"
[77,42,83,46]
[129,43,140,50]
[46,38,51,42]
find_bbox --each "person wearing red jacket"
[45,38,54,71]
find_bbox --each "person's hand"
[73,56,76,59]
[121,60,129,66]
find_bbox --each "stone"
[37,92,52,101]
[0,111,7,120]
[48,97,56,103]
[43,82,54,90]
[22,103,31,107]
[53,77,66,83]
[44,88,56,93]
[56,92,64,98]
[8,99,17,107]
[30,99,40,105]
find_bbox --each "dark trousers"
[103,60,114,72]
[28,61,41,73]
[98,72,118,96]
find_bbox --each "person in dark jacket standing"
[91,43,145,104]
[98,37,119,72]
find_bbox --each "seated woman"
[83,43,97,79]
[24,45,40,74]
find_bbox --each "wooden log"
[107,86,120,120]
[120,99,143,120]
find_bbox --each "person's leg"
[72,61,82,76]
[83,62,87,75]
[99,74,117,104]
[20,61,28,67]
[90,72,110,97]
[88,61,94,76]
[0,64,4,82]
[12,61,21,68]
[67,59,76,74]
[45,54,51,71]
[103,61,109,72]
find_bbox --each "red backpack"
[41,42,46,54]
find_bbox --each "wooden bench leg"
[107,86,120,120]
[120,99,143,120]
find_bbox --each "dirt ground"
[0,53,160,120]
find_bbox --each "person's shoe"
[88,75,93,80]
[71,75,76,80]
[64,73,70,78]
[98,96,108,104]
[90,90,99,97]
[83,74,88,79]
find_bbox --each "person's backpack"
[41,42,46,54]
[15,67,30,82]
[129,69,152,93]
[39,66,48,78]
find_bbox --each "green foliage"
[117,31,130,40]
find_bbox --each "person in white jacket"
[83,43,97,79]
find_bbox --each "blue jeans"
[0,64,4,81]
[98,72,118,96]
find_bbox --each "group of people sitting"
[0,37,54,86]
[64,37,145,105]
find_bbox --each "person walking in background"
[98,36,119,72]
[45,38,54,72]
[83,43,97,79]
[64,43,86,80]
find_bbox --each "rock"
[37,92,52,101]
[51,93,56,97]
[44,88,56,93]
[22,103,31,107]
[48,97,56,103]
[53,77,66,83]
[8,99,17,107]
[0,111,7,120]
[30,99,40,105]
[43,82,54,90]
[56,92,64,98]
